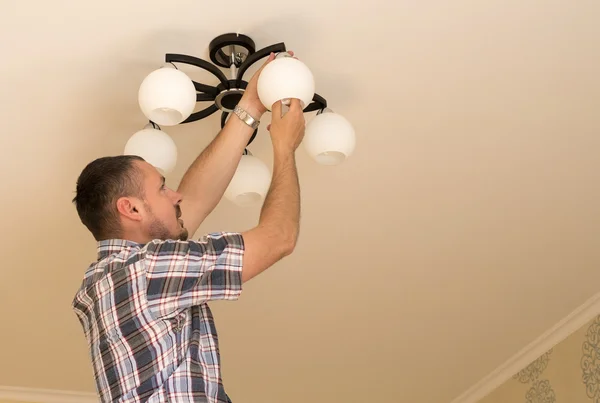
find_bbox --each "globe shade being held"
[257,52,315,112]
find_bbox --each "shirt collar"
[96,239,142,260]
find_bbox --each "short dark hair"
[73,155,145,241]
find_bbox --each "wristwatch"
[232,105,260,130]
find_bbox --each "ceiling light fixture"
[126,33,356,205]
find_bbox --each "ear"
[116,196,144,222]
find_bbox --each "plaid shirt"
[72,232,244,403]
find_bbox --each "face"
[137,162,188,241]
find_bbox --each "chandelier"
[124,33,356,206]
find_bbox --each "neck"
[117,229,152,245]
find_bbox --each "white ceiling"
[1,1,599,402]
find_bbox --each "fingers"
[288,98,303,112]
[263,51,296,68]
[256,53,276,74]
[271,98,302,119]
[258,51,296,75]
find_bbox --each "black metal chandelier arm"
[303,93,328,113]
[236,42,287,87]
[221,111,228,128]
[246,127,259,146]
[182,104,219,123]
[166,53,229,87]
[196,93,216,102]
[193,81,219,97]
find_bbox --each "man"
[71,52,306,403]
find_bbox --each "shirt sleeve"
[144,232,244,319]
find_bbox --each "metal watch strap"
[232,105,260,130]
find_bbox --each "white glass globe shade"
[224,155,272,206]
[138,68,196,126]
[124,128,178,174]
[304,112,356,165]
[257,56,315,111]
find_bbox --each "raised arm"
[144,99,305,318]
[176,95,258,235]
[240,99,305,282]
[177,52,296,236]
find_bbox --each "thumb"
[271,100,282,118]
[257,52,276,73]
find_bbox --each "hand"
[238,51,295,118]
[267,99,305,155]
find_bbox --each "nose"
[168,188,183,204]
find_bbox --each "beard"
[148,217,188,241]
[145,203,189,241]
[177,223,189,241]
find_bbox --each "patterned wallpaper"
[479,314,600,402]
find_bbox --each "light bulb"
[224,154,271,206]
[303,110,356,165]
[124,127,177,174]
[257,53,315,111]
[138,67,197,126]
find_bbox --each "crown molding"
[450,290,600,403]
[0,386,98,403]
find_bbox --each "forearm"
[177,99,261,232]
[258,150,301,252]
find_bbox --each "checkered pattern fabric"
[72,232,244,403]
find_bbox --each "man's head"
[73,155,188,243]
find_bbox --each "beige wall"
[479,313,600,402]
